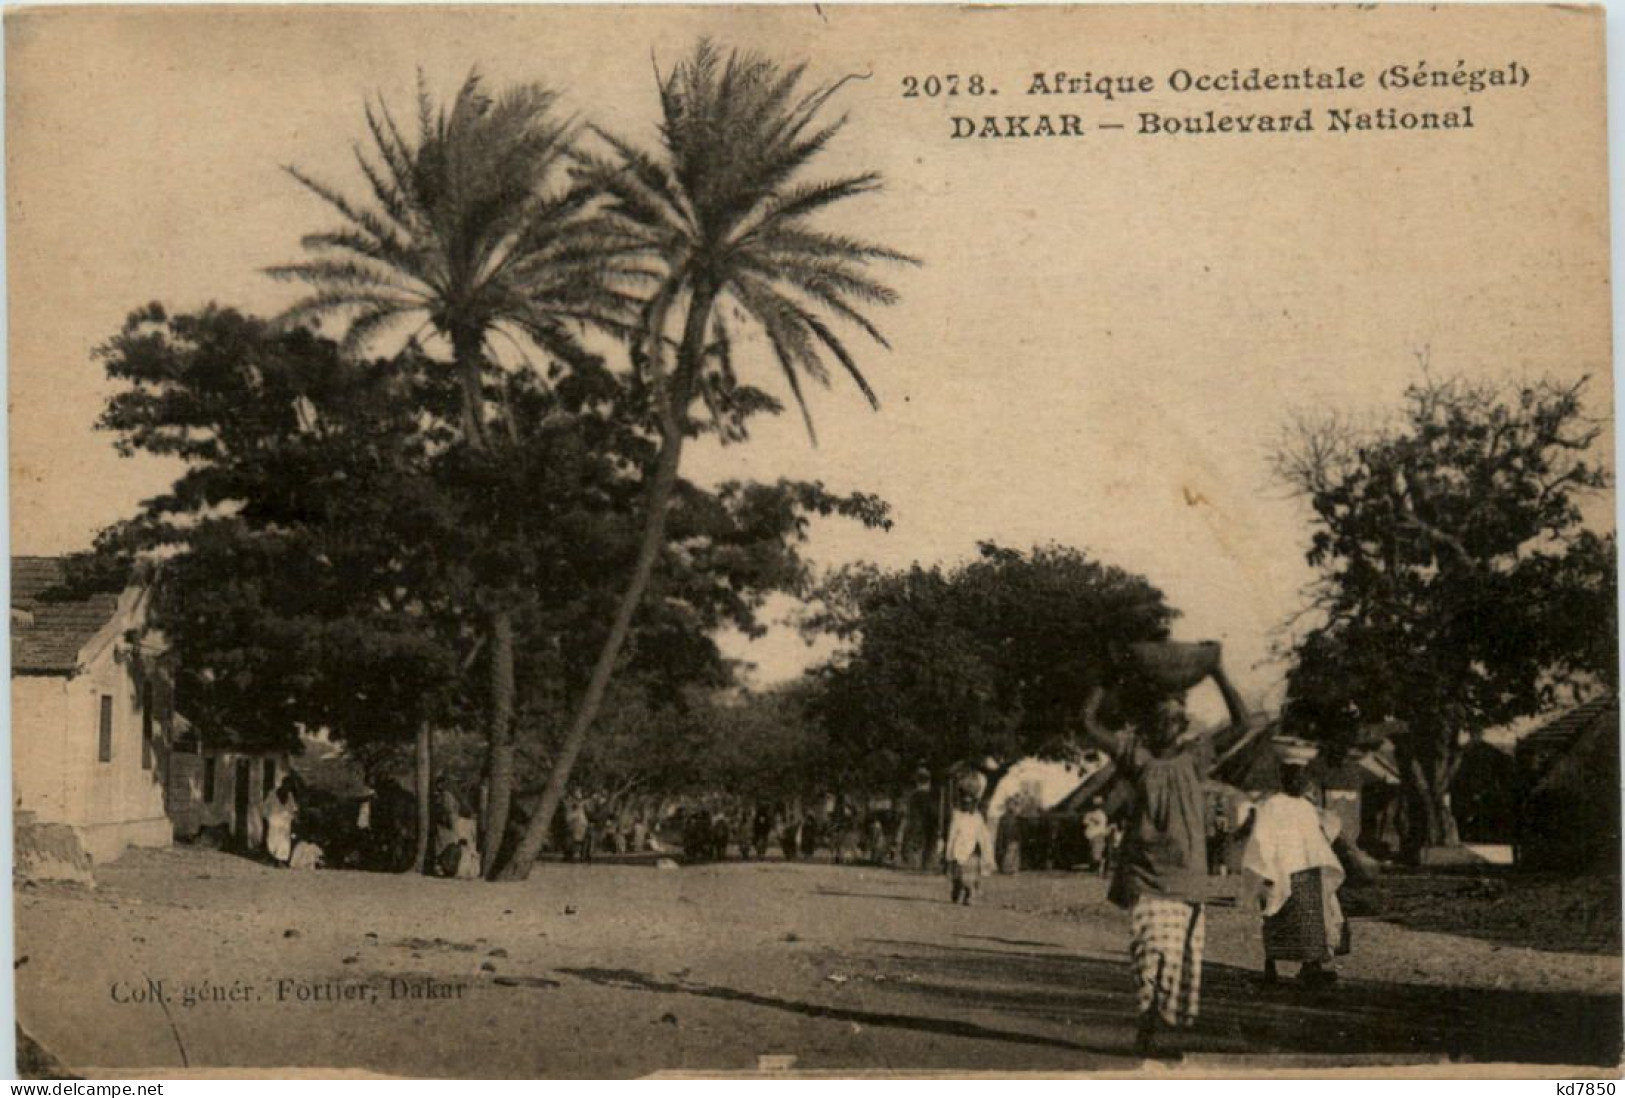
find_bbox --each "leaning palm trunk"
[498,432,686,878]
[498,290,715,880]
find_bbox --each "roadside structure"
[1513,694,1620,871]
[12,556,172,862]
[164,712,290,852]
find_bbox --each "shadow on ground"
[857,936,1623,1066]
[562,933,1620,1068]
[556,966,1091,1054]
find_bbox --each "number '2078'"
[901,74,990,97]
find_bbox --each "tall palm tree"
[499,41,918,878]
[269,70,646,875]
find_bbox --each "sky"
[6,4,1615,719]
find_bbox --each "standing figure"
[799,812,820,861]
[1241,765,1348,987]
[1103,822,1123,879]
[945,793,995,905]
[1080,659,1253,1059]
[710,812,732,861]
[263,778,298,867]
[865,813,886,865]
[566,796,592,864]
[1083,800,1110,874]
[905,773,938,869]
[996,803,1023,874]
[779,810,800,862]
[752,803,775,860]
[433,777,464,871]
[1208,810,1233,877]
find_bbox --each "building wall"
[11,641,171,863]
[13,675,72,822]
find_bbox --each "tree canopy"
[91,304,890,792]
[804,542,1178,791]
[1274,373,1617,851]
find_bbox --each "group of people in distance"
[557,793,912,866]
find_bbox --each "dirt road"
[15,847,1621,1076]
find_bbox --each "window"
[141,682,154,771]
[202,757,217,803]
[97,695,113,763]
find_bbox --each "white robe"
[263,795,296,863]
[945,809,993,871]
[1241,793,1346,943]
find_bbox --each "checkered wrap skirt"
[1130,897,1206,1026]
[1262,867,1346,962]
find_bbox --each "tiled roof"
[1515,695,1619,779]
[11,557,121,674]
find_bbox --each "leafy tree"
[93,304,892,873]
[1273,373,1616,856]
[94,304,466,870]
[488,467,891,863]
[805,542,1179,798]
[501,41,917,878]
[686,683,833,802]
[267,70,649,865]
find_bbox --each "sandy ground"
[15,847,1623,1078]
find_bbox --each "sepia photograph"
[5,2,1620,1079]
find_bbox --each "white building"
[11,557,172,862]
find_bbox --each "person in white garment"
[262,779,298,867]
[944,793,994,906]
[1241,765,1348,986]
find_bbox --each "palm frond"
[748,173,883,238]
[791,302,879,410]
[283,166,417,266]
[342,304,418,352]
[275,290,421,337]
[605,41,914,443]
[356,103,427,238]
[583,127,696,237]
[732,251,897,349]
[275,70,639,376]
[743,113,849,205]
[281,248,421,290]
[746,224,919,268]
[730,276,833,443]
[756,253,901,309]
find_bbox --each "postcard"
[7,3,1617,1079]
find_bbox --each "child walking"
[945,794,994,905]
